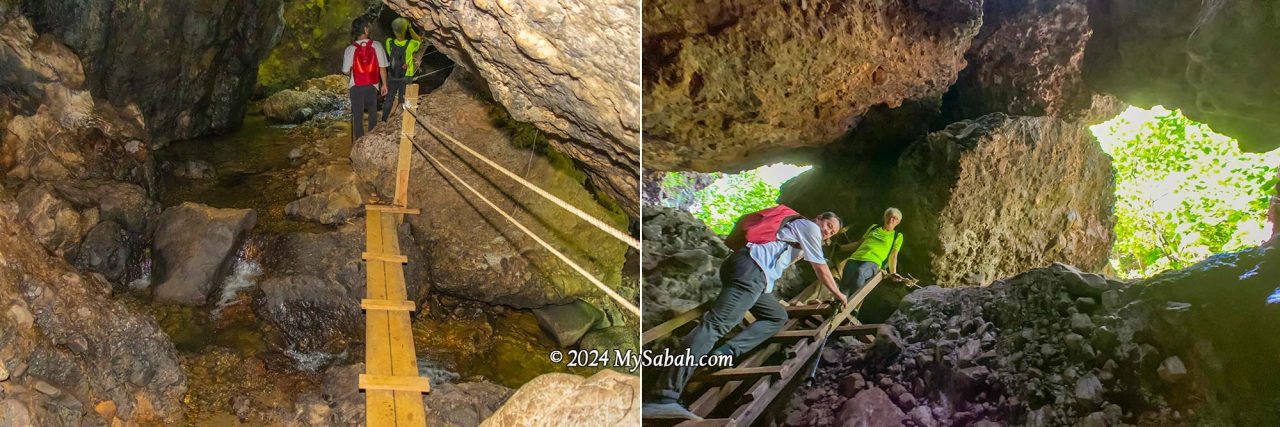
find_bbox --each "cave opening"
[1091,105,1280,280]
[655,162,812,235]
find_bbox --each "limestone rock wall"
[382,0,641,215]
[643,0,982,172]
[20,0,284,144]
[1083,0,1280,152]
[352,77,634,321]
[480,370,640,426]
[781,112,1116,287]
[0,189,186,425]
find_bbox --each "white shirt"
[747,219,827,293]
[342,38,390,88]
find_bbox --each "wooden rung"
[361,299,416,312]
[833,324,880,336]
[700,366,783,383]
[768,329,820,343]
[361,252,408,264]
[784,304,832,317]
[366,204,420,215]
[358,374,431,392]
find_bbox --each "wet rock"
[533,299,604,347]
[170,159,217,180]
[262,89,344,123]
[351,77,632,312]
[50,180,157,237]
[837,387,907,427]
[425,381,515,427]
[578,326,639,355]
[74,220,129,283]
[23,0,286,144]
[15,183,85,256]
[254,274,360,355]
[642,0,981,172]
[908,405,938,427]
[1157,356,1187,384]
[383,0,639,214]
[152,202,256,305]
[480,370,639,425]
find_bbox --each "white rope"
[403,108,640,250]
[410,138,640,316]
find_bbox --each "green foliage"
[1093,107,1280,279]
[662,170,781,235]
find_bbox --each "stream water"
[144,98,595,422]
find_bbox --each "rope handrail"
[403,108,640,250]
[408,137,640,316]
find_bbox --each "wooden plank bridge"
[360,84,430,426]
[642,271,887,427]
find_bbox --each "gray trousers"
[652,249,789,403]
[840,260,880,297]
[350,85,378,140]
[382,77,409,121]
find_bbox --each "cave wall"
[1084,0,1280,153]
[257,0,382,94]
[19,0,284,145]
[381,0,641,216]
[352,76,634,324]
[643,0,982,172]
[783,109,1117,287]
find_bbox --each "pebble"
[32,380,61,396]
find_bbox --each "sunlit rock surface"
[1083,0,1280,152]
[480,370,639,426]
[352,76,633,317]
[19,0,284,144]
[383,0,641,215]
[643,0,982,172]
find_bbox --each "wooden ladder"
[362,85,429,427]
[642,272,886,427]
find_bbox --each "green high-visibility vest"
[385,38,421,77]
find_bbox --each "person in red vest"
[644,205,846,420]
[343,17,389,141]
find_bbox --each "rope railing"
[403,108,641,250]
[408,135,640,316]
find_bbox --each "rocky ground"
[783,247,1280,426]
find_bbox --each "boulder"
[152,203,256,306]
[254,219,427,355]
[351,77,631,313]
[532,300,604,347]
[261,88,343,123]
[21,0,285,144]
[285,163,367,225]
[642,0,981,172]
[425,381,515,427]
[837,387,908,427]
[297,75,349,95]
[382,0,640,215]
[74,220,130,283]
[788,113,1115,286]
[480,370,639,425]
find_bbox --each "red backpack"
[724,205,803,250]
[351,40,379,87]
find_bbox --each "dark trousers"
[652,249,789,403]
[350,85,378,140]
[382,77,409,121]
[840,260,880,297]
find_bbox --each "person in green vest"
[835,207,905,296]
[382,17,424,121]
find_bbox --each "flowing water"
[147,98,591,422]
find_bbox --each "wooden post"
[392,84,419,208]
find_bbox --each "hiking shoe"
[642,402,704,421]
